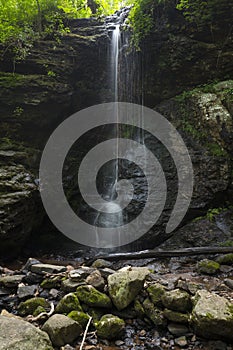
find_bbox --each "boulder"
[68,310,90,328]
[147,283,165,306]
[163,309,190,324]
[143,298,166,326]
[85,270,105,291]
[18,297,50,316]
[191,290,233,341]
[96,314,125,340]
[42,314,82,347]
[31,264,66,275]
[76,285,112,308]
[162,289,192,313]
[108,267,149,310]
[0,275,24,288]
[55,293,82,314]
[0,315,53,350]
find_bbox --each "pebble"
[174,336,188,347]
[168,323,189,336]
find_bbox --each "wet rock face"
[0,151,42,258]
[140,0,233,106]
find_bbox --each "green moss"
[40,276,62,289]
[147,283,165,306]
[163,308,190,324]
[55,293,82,314]
[219,240,233,247]
[197,259,220,275]
[216,254,233,265]
[134,299,145,317]
[76,285,112,308]
[143,298,166,326]
[33,306,46,317]
[67,310,90,328]
[18,297,49,316]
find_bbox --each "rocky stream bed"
[0,253,233,350]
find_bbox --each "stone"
[147,283,165,306]
[85,270,105,291]
[91,259,112,268]
[33,306,46,316]
[0,315,53,350]
[42,314,82,347]
[49,288,59,298]
[0,274,24,288]
[174,336,188,347]
[108,267,150,310]
[62,278,84,292]
[17,284,38,299]
[40,276,62,289]
[191,290,233,341]
[68,310,90,328]
[96,314,125,340]
[31,263,66,274]
[55,293,82,314]
[216,254,233,265]
[224,279,233,290]
[197,259,220,275]
[76,285,112,308]
[69,267,95,281]
[21,258,41,272]
[18,297,50,316]
[168,323,190,336]
[161,289,192,312]
[143,298,166,326]
[163,309,190,324]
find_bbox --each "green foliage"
[128,0,154,48]
[176,0,231,30]
[206,208,223,222]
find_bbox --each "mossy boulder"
[18,297,49,316]
[40,276,62,289]
[68,310,90,328]
[96,314,125,340]
[76,285,111,308]
[197,259,220,275]
[42,314,82,347]
[216,254,233,265]
[162,289,192,313]
[143,298,166,326]
[108,267,150,310]
[55,293,82,314]
[147,283,165,306]
[191,290,233,341]
[163,309,190,324]
[134,299,145,317]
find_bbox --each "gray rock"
[108,267,150,310]
[0,275,24,288]
[21,258,41,272]
[191,290,233,341]
[42,314,82,347]
[85,270,105,291]
[76,285,112,308]
[174,336,188,347]
[224,278,233,290]
[31,264,66,275]
[61,278,84,292]
[91,259,112,268]
[17,284,38,299]
[0,315,53,350]
[69,267,95,281]
[197,259,220,275]
[168,323,190,336]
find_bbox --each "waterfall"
[111,24,120,102]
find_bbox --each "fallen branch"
[86,246,233,265]
[79,316,93,350]
[26,302,54,323]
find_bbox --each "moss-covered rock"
[18,297,49,316]
[96,314,125,340]
[40,276,62,289]
[55,293,82,314]
[147,283,165,306]
[134,299,145,317]
[42,314,82,347]
[163,309,190,324]
[33,306,46,317]
[143,298,166,327]
[76,285,111,308]
[108,267,149,310]
[191,290,233,341]
[216,254,233,265]
[162,289,192,313]
[67,310,90,328]
[197,259,220,275]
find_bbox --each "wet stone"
[31,264,66,275]
[17,284,38,299]
[167,323,190,336]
